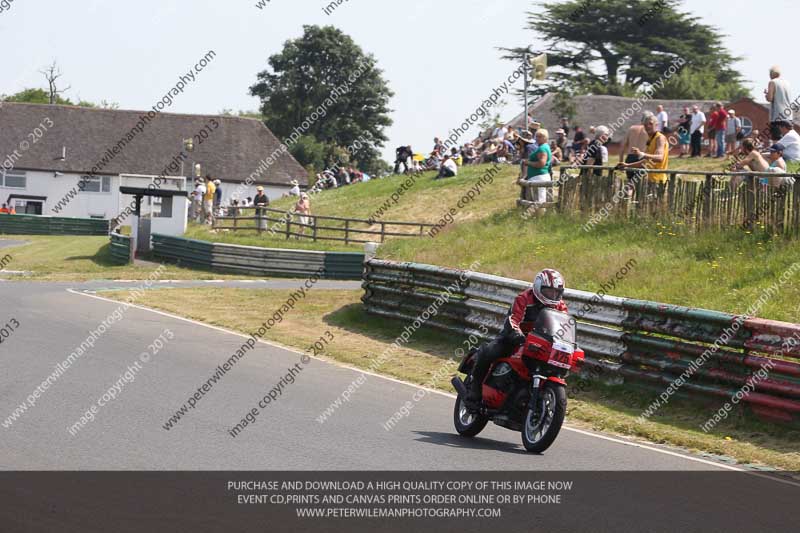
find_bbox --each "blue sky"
[1,0,797,164]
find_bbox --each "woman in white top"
[294,193,311,236]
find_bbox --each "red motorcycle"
[451,308,584,453]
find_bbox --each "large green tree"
[1,88,118,108]
[250,25,393,174]
[513,0,749,100]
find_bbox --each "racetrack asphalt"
[0,280,764,472]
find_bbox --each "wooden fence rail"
[518,165,800,235]
[212,207,436,244]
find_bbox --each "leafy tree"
[652,66,750,100]
[250,25,393,174]
[2,88,73,105]
[550,90,577,122]
[477,98,508,133]
[289,135,329,172]
[511,0,748,100]
[219,109,263,119]
[2,88,119,108]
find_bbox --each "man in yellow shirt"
[618,114,669,184]
[203,175,216,224]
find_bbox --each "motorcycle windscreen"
[531,308,576,345]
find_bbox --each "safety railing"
[362,259,800,421]
[212,207,436,244]
[0,213,109,236]
[518,165,800,235]
[152,233,364,279]
[109,233,132,264]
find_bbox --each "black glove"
[510,331,526,346]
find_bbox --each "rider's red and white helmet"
[533,269,565,308]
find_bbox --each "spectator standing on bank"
[213,179,222,208]
[522,129,552,205]
[766,66,794,140]
[203,175,216,224]
[192,179,205,222]
[656,105,669,132]
[432,137,446,156]
[713,103,729,158]
[294,192,311,237]
[677,107,692,157]
[253,185,269,231]
[394,145,413,174]
[706,104,718,157]
[288,179,301,196]
[726,110,742,155]
[690,105,706,157]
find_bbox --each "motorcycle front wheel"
[521,382,566,453]
[453,381,488,437]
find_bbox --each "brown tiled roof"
[0,103,308,186]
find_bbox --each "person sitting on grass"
[450,147,463,166]
[579,126,611,177]
[426,150,442,171]
[732,138,769,173]
[773,120,800,162]
[729,138,768,190]
[482,142,499,163]
[462,143,478,165]
[766,143,787,173]
[549,140,563,167]
[436,154,458,179]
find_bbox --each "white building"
[0,102,308,233]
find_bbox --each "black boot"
[464,374,483,411]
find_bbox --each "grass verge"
[0,235,265,281]
[101,286,800,471]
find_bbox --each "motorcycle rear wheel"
[521,382,566,453]
[453,391,489,438]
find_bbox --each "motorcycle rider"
[465,269,568,410]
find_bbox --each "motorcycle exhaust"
[451,376,468,396]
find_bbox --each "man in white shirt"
[193,181,206,223]
[288,179,301,196]
[775,120,800,161]
[690,105,706,157]
[656,105,669,132]
[436,155,458,179]
[492,124,508,141]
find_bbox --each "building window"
[1,170,27,189]
[152,196,173,218]
[80,176,111,193]
[740,117,753,137]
